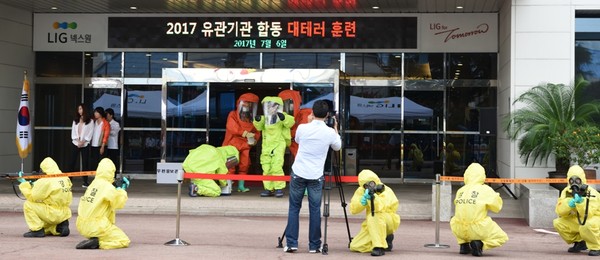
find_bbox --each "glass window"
[262,53,340,69]
[447,53,497,80]
[122,85,162,127]
[184,52,259,68]
[85,52,122,77]
[124,52,177,78]
[446,85,497,132]
[35,52,83,77]
[575,17,600,116]
[404,53,444,79]
[346,85,402,131]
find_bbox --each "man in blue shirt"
[283,99,342,254]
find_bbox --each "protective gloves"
[360,189,371,206]
[568,193,584,208]
[116,176,130,190]
[277,112,285,121]
[17,171,26,183]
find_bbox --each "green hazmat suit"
[19,157,72,235]
[349,170,400,253]
[553,165,600,250]
[76,158,130,249]
[450,163,508,250]
[253,96,294,191]
[182,144,239,197]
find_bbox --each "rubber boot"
[459,243,471,254]
[237,180,249,192]
[385,234,394,251]
[569,241,587,253]
[470,240,483,256]
[56,219,70,237]
[23,229,45,238]
[371,247,385,256]
[76,237,99,249]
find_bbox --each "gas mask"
[569,176,588,197]
[363,181,385,196]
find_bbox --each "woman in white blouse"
[70,103,94,188]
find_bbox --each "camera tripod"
[277,149,352,255]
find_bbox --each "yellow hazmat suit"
[19,157,72,236]
[349,170,400,254]
[253,96,295,192]
[182,145,240,197]
[76,158,130,249]
[450,163,508,254]
[553,165,600,252]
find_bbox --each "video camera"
[569,176,589,197]
[325,111,337,128]
[364,181,385,196]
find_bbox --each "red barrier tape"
[440,175,600,184]
[5,171,96,180]
[183,173,359,183]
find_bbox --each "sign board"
[33,14,108,51]
[108,16,417,50]
[420,13,498,52]
[156,162,183,184]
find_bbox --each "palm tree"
[503,75,600,173]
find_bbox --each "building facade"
[0,1,598,192]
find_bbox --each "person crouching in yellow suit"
[349,169,400,256]
[183,144,240,197]
[19,157,72,237]
[553,165,600,256]
[76,158,130,249]
[450,163,508,256]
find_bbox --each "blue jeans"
[285,172,323,250]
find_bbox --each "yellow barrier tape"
[5,171,96,180]
[440,176,600,184]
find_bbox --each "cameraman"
[349,169,400,256]
[554,165,600,256]
[283,100,341,253]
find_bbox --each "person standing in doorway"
[105,108,121,178]
[70,103,93,188]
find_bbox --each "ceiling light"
[456,6,463,9]
[51,7,58,10]
[372,6,379,10]
[130,6,138,10]
[457,63,463,66]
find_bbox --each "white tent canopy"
[93,90,206,119]
[301,94,433,122]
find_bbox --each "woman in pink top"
[69,103,94,188]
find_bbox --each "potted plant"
[503,75,600,189]
[552,124,600,178]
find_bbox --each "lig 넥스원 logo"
[52,22,77,29]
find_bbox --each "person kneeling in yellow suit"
[349,169,400,256]
[553,165,600,256]
[183,144,239,197]
[76,158,130,249]
[19,157,72,237]
[450,163,508,256]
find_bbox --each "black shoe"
[385,234,394,251]
[76,237,99,249]
[56,220,70,237]
[589,250,600,256]
[23,229,45,238]
[459,243,472,254]
[371,247,385,256]
[568,241,588,253]
[470,240,483,257]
